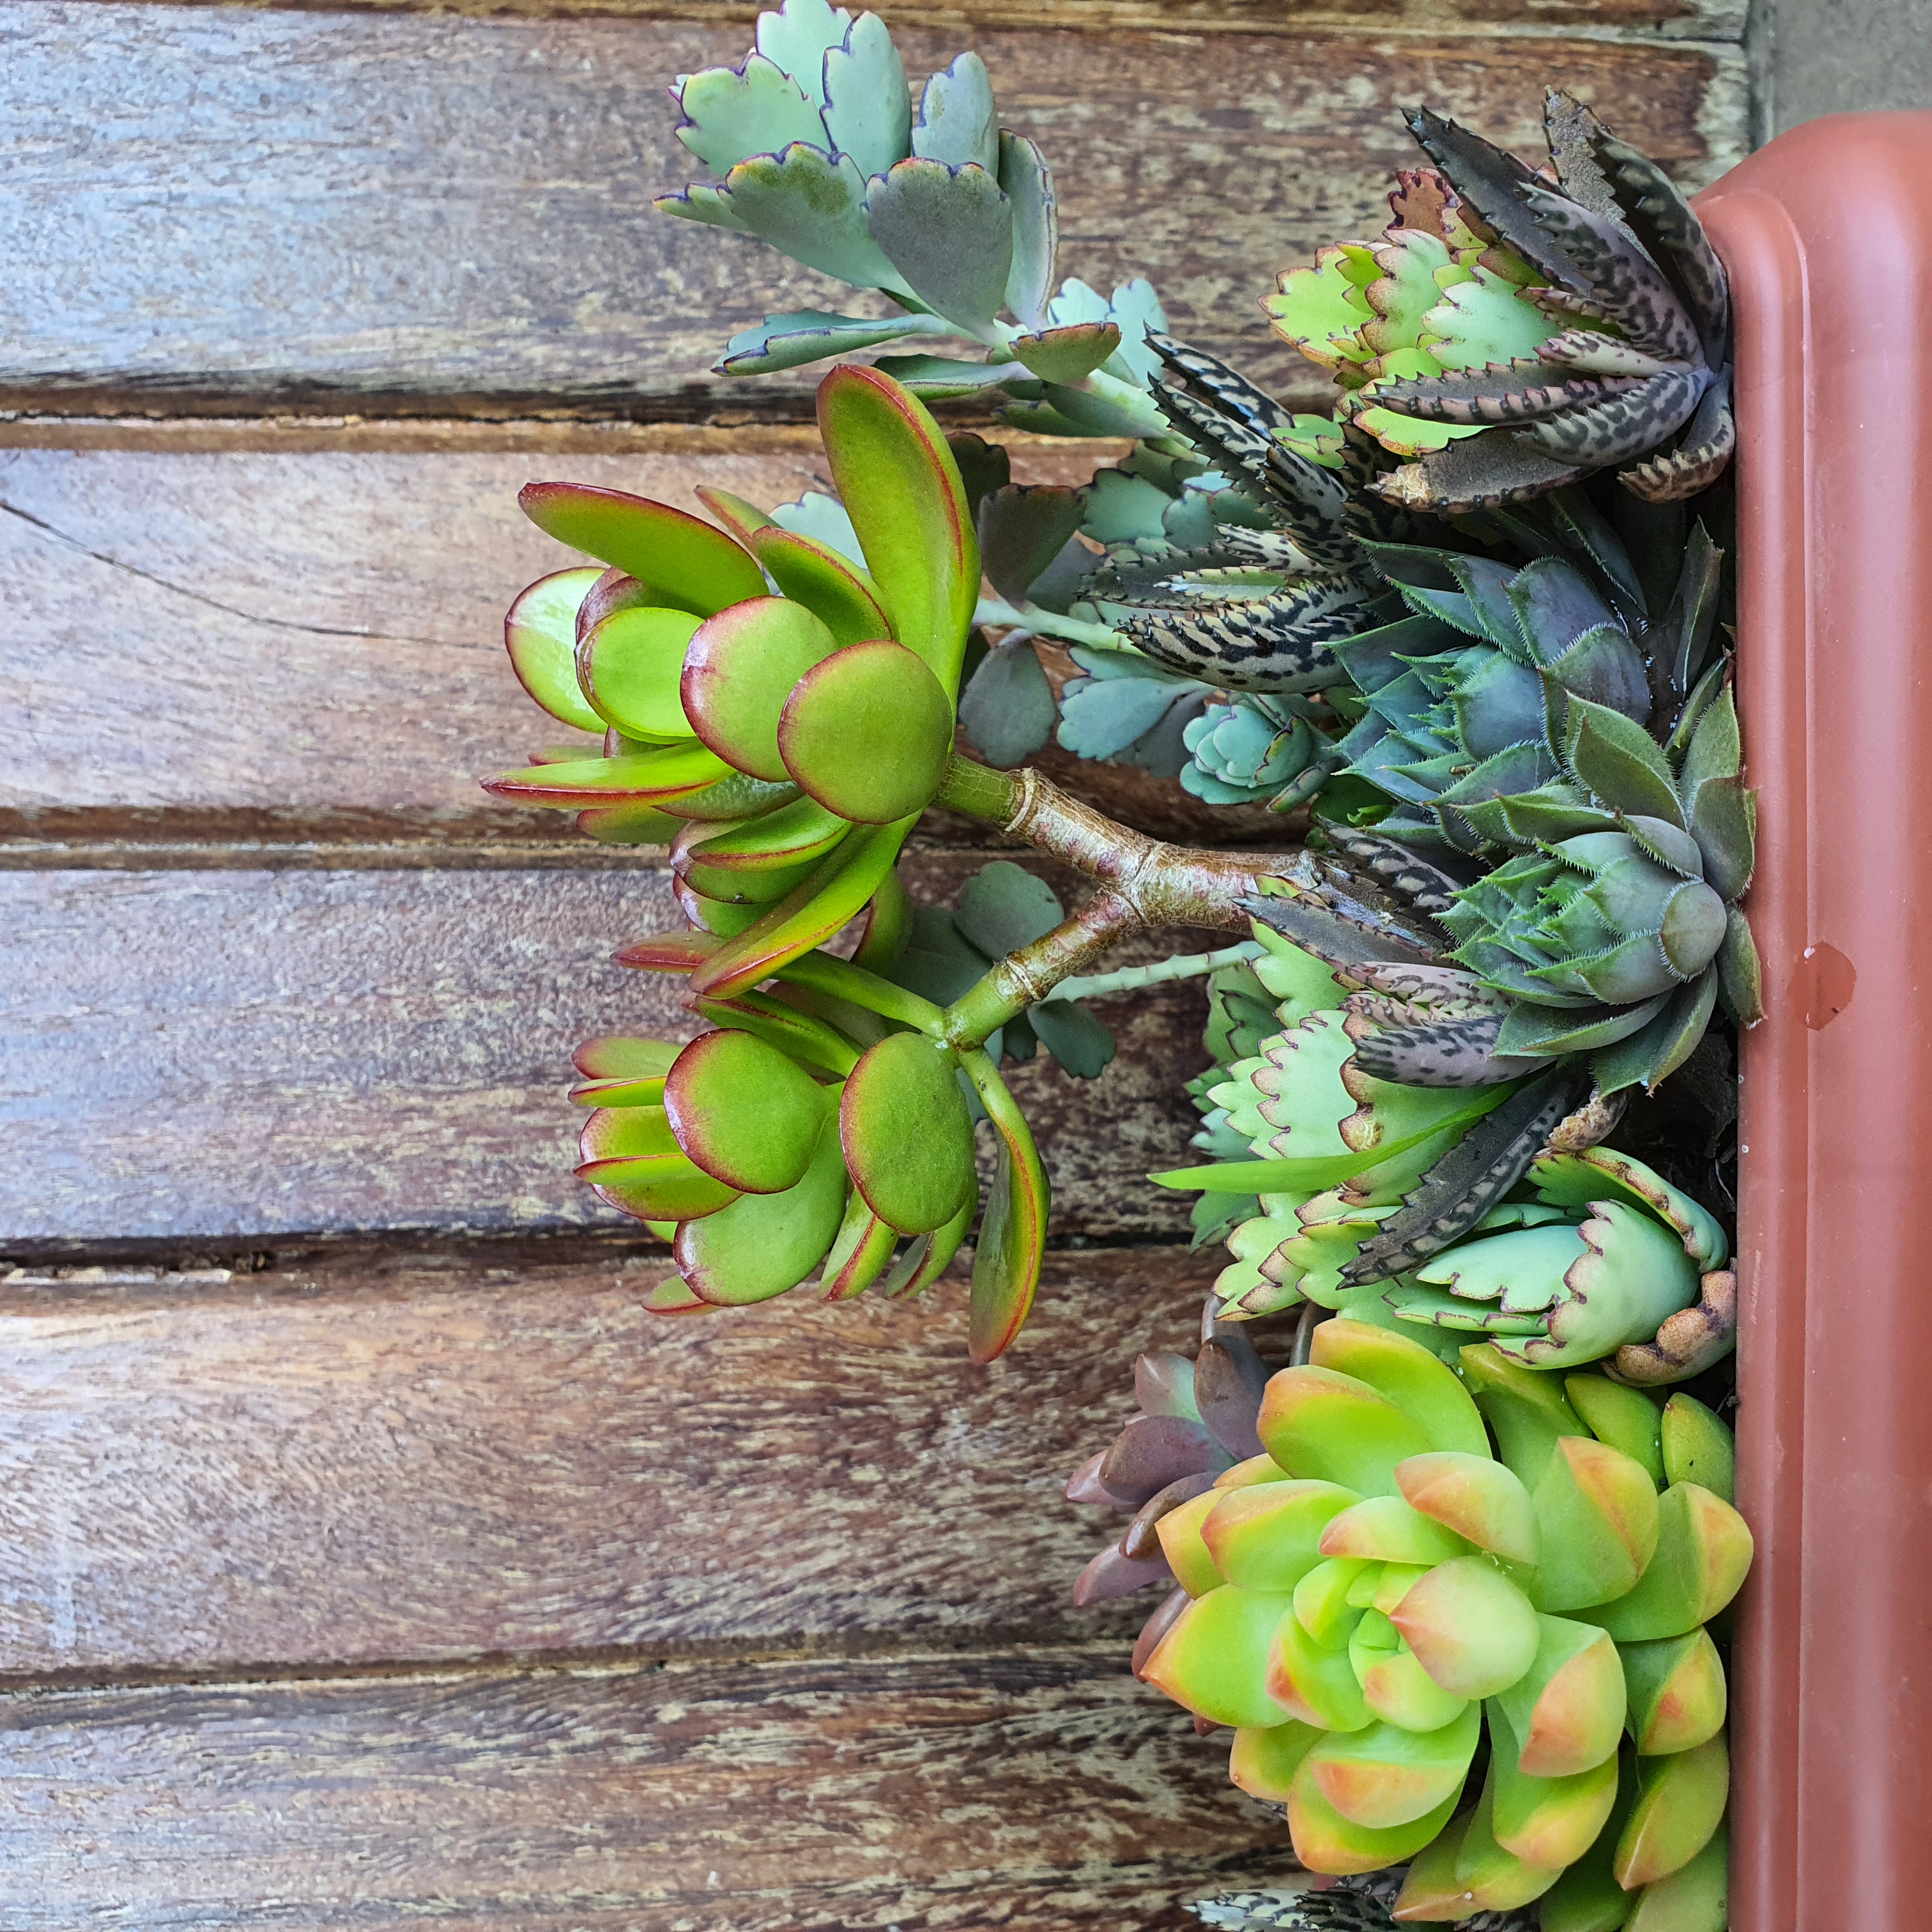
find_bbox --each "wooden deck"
[0,3,1747,1921]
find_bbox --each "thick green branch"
[934,755,1307,1049]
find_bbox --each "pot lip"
[1695,107,1932,1932]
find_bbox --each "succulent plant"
[1070,1315,1747,1923]
[1268,91,1733,514]
[1183,696,1344,810]
[656,0,1169,434]
[1193,1871,1533,1930]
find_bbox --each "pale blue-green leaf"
[723,145,907,292]
[822,11,910,179]
[865,157,1012,334]
[652,183,751,233]
[870,353,1017,399]
[957,859,1064,958]
[999,130,1057,329]
[755,0,853,105]
[1029,999,1117,1078]
[714,309,946,376]
[1059,671,1192,760]
[959,638,1058,768]
[1066,645,1200,686]
[911,52,998,172]
[1035,374,1166,439]
[772,490,866,566]
[1047,277,1110,328]
[675,56,831,174]
[1082,468,1174,543]
[1103,277,1170,385]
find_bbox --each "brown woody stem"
[934,753,1301,1048]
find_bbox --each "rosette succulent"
[1070,1317,1749,1925]
[1268,91,1735,513]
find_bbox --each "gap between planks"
[0,1632,1140,1701]
[0,414,1132,457]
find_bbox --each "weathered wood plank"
[0,1647,1289,1928]
[0,863,1211,1246]
[106,0,1753,43]
[0,6,1745,417]
[0,1247,1216,1675]
[0,438,1280,847]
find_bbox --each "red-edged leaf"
[816,365,979,693]
[959,1048,1049,1361]
[749,525,894,647]
[839,1031,977,1234]
[505,567,604,732]
[484,743,732,806]
[662,1030,826,1194]
[519,482,765,615]
[689,817,916,1000]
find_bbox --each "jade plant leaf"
[663,1029,827,1193]
[778,640,954,821]
[840,1031,977,1233]
[576,606,705,740]
[682,596,842,781]
[505,567,606,733]
[963,1047,1048,1363]
[484,742,733,808]
[519,484,766,615]
[748,525,894,646]
[568,1035,680,1108]
[691,816,917,1000]
[576,1107,741,1222]
[673,1104,851,1304]
[817,365,979,691]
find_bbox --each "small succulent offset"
[1072,1316,1747,1927]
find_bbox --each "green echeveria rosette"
[1182,697,1342,809]
[1073,1318,1749,1926]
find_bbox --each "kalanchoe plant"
[1071,1314,1747,1925]
[657,0,1167,438]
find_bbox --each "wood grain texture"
[0,862,1215,1246]
[0,1647,1290,1928]
[0,439,1278,847]
[96,0,1752,41]
[0,5,1744,417]
[0,1246,1216,1675]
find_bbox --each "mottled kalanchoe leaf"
[1275,96,1735,512]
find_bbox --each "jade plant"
[478,7,1759,1923]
